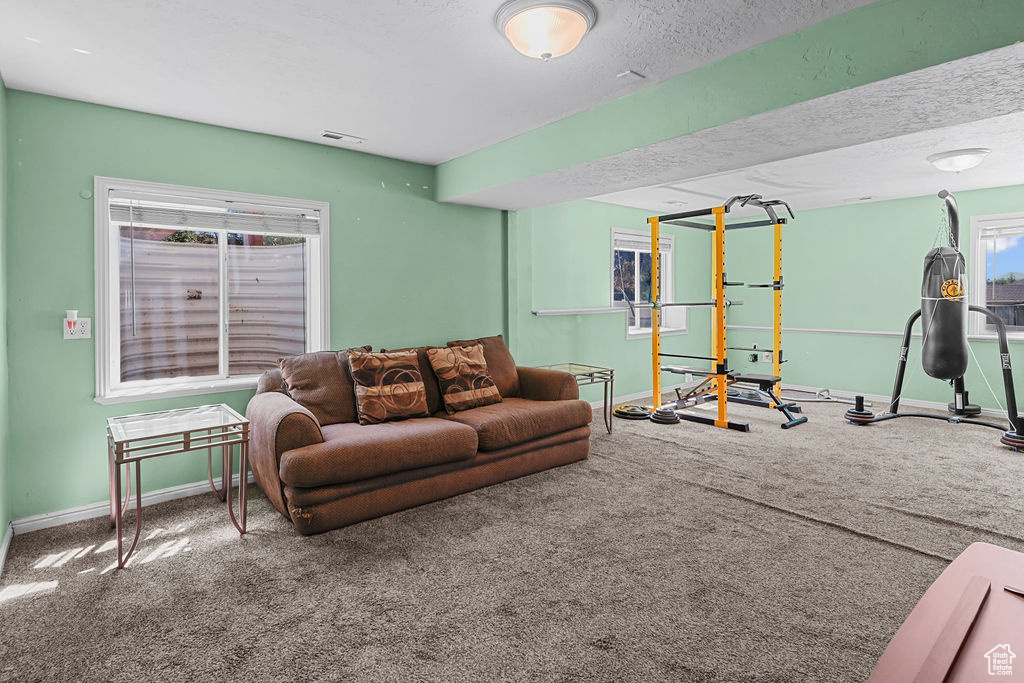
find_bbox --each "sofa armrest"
[245,391,324,517]
[516,366,579,401]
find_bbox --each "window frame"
[969,211,1024,340]
[609,227,686,339]
[94,176,330,404]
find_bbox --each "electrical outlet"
[762,351,773,363]
[64,317,92,339]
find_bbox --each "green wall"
[0,75,9,536]
[507,200,711,404]
[723,185,1024,411]
[4,92,505,520]
[505,187,1024,414]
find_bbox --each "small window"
[95,178,329,403]
[611,228,684,337]
[971,212,1024,337]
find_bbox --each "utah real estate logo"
[985,644,1015,676]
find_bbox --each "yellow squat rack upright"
[647,194,807,431]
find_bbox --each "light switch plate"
[64,317,92,339]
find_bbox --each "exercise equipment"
[648,194,807,431]
[845,190,1024,450]
[649,406,681,424]
[613,404,652,420]
[780,387,870,407]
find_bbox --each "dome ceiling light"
[926,148,991,173]
[495,0,597,61]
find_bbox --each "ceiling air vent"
[322,130,366,144]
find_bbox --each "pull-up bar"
[663,217,787,231]
[632,300,744,309]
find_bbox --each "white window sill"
[95,376,259,405]
[626,327,687,340]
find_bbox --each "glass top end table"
[536,363,614,433]
[106,403,249,569]
[107,404,246,443]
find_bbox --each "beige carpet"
[2,400,1023,682]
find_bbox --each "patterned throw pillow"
[446,334,519,397]
[347,350,430,425]
[427,344,502,414]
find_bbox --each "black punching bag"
[920,246,968,379]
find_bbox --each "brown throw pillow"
[446,334,519,398]
[427,344,503,414]
[379,346,445,415]
[348,349,430,425]
[278,346,370,426]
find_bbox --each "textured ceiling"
[0,0,875,165]
[453,43,1024,211]
[594,111,1024,215]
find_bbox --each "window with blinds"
[971,212,1024,336]
[610,227,684,336]
[95,178,329,403]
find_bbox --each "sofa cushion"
[379,346,444,415]
[278,418,477,487]
[447,334,520,398]
[427,344,502,414]
[442,397,592,451]
[349,349,430,424]
[279,347,369,426]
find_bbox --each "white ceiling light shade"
[495,0,597,61]
[926,148,991,172]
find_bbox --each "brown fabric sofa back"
[275,346,370,426]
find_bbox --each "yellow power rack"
[647,195,806,431]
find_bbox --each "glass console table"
[536,363,614,434]
[106,404,249,569]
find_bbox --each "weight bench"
[733,373,807,429]
[661,367,807,430]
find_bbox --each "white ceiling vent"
[321,130,367,144]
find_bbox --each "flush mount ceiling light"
[926,148,990,172]
[495,0,597,61]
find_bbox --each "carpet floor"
[2,399,1023,682]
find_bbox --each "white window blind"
[612,232,673,252]
[109,192,320,236]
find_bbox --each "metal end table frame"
[537,363,614,434]
[106,405,249,569]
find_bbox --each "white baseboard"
[11,472,256,536]
[591,380,1009,421]
[589,383,689,410]
[781,381,1009,419]
[0,523,12,578]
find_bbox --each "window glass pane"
[613,249,637,327]
[227,233,307,375]
[984,235,1024,332]
[613,249,635,302]
[119,227,220,381]
[639,251,652,303]
[659,249,668,303]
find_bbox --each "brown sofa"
[246,336,592,534]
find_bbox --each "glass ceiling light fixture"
[495,0,597,61]
[926,148,991,173]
